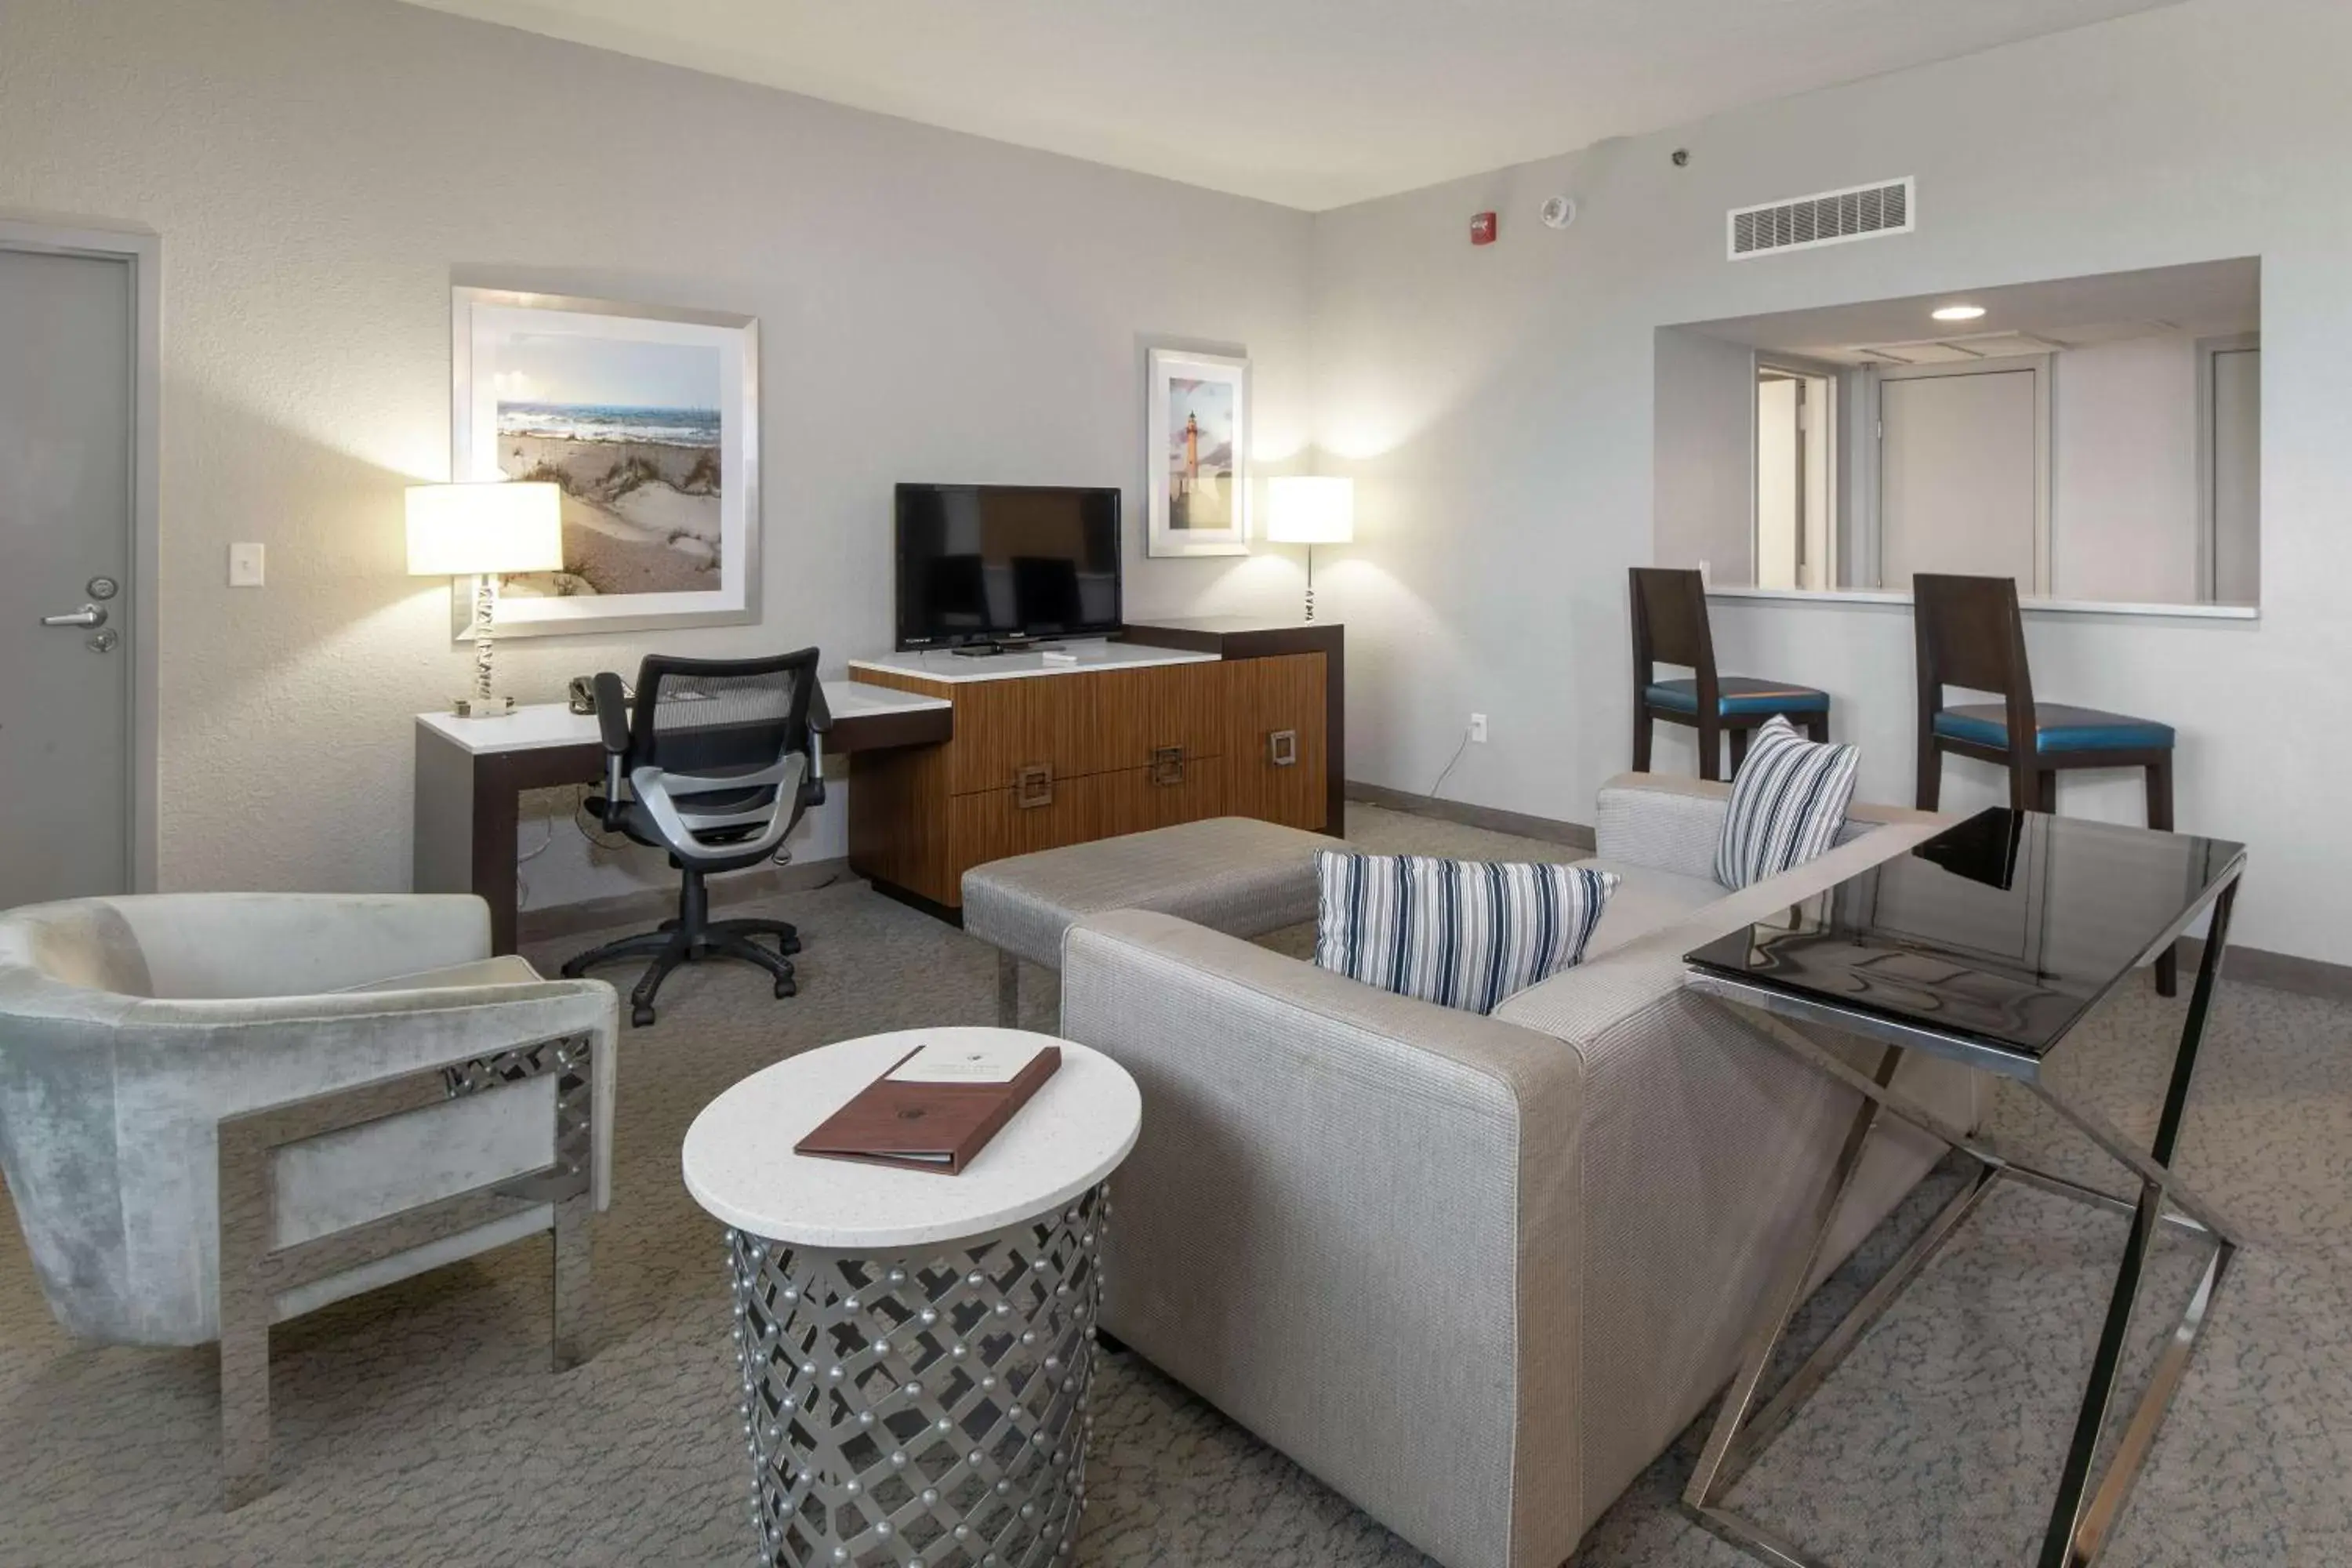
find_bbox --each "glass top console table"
[1679,808,2246,1568]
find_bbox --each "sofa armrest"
[1061,909,1586,1568]
[1592,772,1955,882]
[1593,773,1733,879]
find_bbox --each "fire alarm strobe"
[1469,211,1497,246]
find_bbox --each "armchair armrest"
[1060,910,1585,1568]
[132,971,621,1213]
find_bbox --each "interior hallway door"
[0,245,135,907]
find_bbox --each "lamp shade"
[405,481,564,576]
[1265,476,1354,545]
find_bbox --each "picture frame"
[1145,347,1250,557]
[448,286,760,639]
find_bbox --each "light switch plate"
[229,543,265,587]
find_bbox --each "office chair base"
[562,921,799,1027]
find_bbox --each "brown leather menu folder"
[795,1044,1062,1175]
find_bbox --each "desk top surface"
[848,639,1218,684]
[416,677,950,756]
[681,1028,1140,1249]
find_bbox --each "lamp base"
[449,694,517,719]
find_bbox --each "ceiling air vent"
[1729,177,1915,260]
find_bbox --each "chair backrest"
[1911,574,2034,708]
[628,648,821,778]
[625,648,822,854]
[1629,568,1719,717]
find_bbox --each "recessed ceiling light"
[1933,304,1987,322]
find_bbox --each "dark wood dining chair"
[1629,567,1830,781]
[1911,572,2180,994]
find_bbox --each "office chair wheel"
[632,1002,657,1028]
[773,976,797,999]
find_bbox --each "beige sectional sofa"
[1058,773,1982,1568]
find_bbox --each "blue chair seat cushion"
[1934,702,2175,753]
[1645,676,1830,717]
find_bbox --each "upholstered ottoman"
[962,816,1328,1026]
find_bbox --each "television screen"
[895,485,1122,648]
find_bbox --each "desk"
[413,681,952,954]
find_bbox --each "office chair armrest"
[803,680,830,807]
[592,673,630,753]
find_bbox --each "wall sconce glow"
[1265,476,1354,622]
[405,481,563,717]
[1931,304,1987,322]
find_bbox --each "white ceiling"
[397,0,2185,211]
[1684,258,2260,363]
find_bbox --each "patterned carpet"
[2,804,2347,1565]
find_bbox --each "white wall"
[2053,334,2202,602]
[0,0,1314,908]
[1653,327,1755,585]
[1309,0,2352,964]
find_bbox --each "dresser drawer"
[1095,755,1228,837]
[1225,652,1327,831]
[1089,662,1229,778]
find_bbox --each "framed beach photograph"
[449,287,760,637]
[1145,347,1250,557]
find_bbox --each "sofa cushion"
[1313,850,1617,1015]
[1713,716,1859,890]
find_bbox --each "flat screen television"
[895,483,1122,649]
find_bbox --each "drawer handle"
[1015,764,1054,808]
[1269,729,1299,767]
[1150,745,1185,786]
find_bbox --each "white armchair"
[0,893,619,1507]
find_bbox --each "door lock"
[40,604,107,629]
[87,629,120,653]
[86,576,120,601]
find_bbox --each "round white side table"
[683,1028,1142,1568]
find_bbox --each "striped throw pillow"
[1313,851,1619,1015]
[1713,715,1860,890]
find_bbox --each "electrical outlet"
[1469,713,1489,744]
[228,543,266,587]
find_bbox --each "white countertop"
[850,639,1220,684]
[415,677,950,755]
[681,1028,1141,1250]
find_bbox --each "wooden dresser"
[848,619,1342,916]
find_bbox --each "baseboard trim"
[2180,936,2352,1002]
[1345,782,1597,851]
[516,856,858,946]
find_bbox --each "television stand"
[847,619,1344,916]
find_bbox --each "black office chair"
[561,648,829,1026]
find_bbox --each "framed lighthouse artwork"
[1145,347,1250,557]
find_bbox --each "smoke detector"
[1540,195,1577,230]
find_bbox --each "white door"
[2210,347,2259,604]
[1,247,135,906]
[1878,365,2044,591]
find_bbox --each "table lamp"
[1265,476,1353,622]
[406,481,563,717]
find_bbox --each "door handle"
[1150,745,1185,786]
[41,604,107,629]
[1014,764,1054,809]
